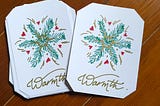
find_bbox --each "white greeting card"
[67,3,144,98]
[6,0,75,99]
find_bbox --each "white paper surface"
[67,3,144,98]
[6,0,76,99]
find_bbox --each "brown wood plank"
[0,33,13,106]
[5,93,91,106]
[0,0,160,106]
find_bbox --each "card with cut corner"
[67,3,144,98]
[6,0,76,99]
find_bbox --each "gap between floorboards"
[0,31,4,38]
[3,95,15,106]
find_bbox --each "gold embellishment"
[52,58,60,65]
[55,18,58,26]
[119,55,122,65]
[81,40,89,46]
[27,57,31,62]
[93,20,96,28]
[41,16,48,23]
[40,61,45,69]
[17,48,25,52]
[81,32,88,35]
[113,20,121,25]
[27,18,35,24]
[125,25,129,32]
[96,61,102,68]
[57,48,63,57]
[100,15,107,23]
[110,62,116,71]
[23,25,27,32]
[15,40,21,45]
[86,30,92,34]
[61,41,70,44]
[58,28,66,31]
[19,37,26,40]
[124,50,133,54]
[27,68,66,89]
[126,37,134,41]
[87,52,91,57]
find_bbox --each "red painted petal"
[21,32,26,36]
[124,33,128,37]
[46,58,51,63]
[58,44,62,48]
[89,26,94,31]
[55,26,59,30]
[108,22,112,25]
[104,60,109,64]
[37,21,40,25]
[26,50,30,54]
[89,45,93,49]
[121,51,124,55]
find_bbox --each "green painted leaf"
[105,47,118,65]
[42,18,54,36]
[50,32,66,43]
[30,47,43,67]
[84,35,101,44]
[98,20,107,36]
[114,40,131,49]
[19,17,67,68]
[46,18,54,31]
[89,46,103,64]
[83,17,132,68]
[109,23,124,38]
[45,44,58,59]
[116,23,124,34]
[27,22,39,36]
[19,40,37,48]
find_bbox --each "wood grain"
[0,0,160,106]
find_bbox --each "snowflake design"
[16,16,69,68]
[81,15,133,71]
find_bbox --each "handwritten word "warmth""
[78,74,124,92]
[27,68,66,90]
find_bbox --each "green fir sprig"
[18,18,66,68]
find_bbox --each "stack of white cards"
[6,0,76,99]
[5,0,144,99]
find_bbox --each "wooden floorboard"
[0,0,160,106]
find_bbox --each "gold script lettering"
[78,74,124,92]
[27,68,66,90]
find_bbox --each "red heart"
[89,26,94,31]
[46,57,51,63]
[58,44,62,48]
[108,22,112,25]
[21,32,26,36]
[89,45,93,49]
[104,60,109,64]
[55,26,59,30]
[37,21,40,25]
[124,33,128,37]
[26,50,30,54]
[121,51,124,55]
